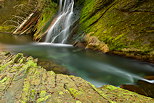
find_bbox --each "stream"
[6,42,154,87]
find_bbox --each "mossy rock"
[0,51,154,102]
[78,0,154,54]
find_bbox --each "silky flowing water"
[45,0,74,43]
[6,43,154,87]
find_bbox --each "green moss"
[88,83,115,103]
[0,62,11,71]
[79,0,154,53]
[36,91,51,103]
[76,101,82,103]
[13,53,23,63]
[34,0,58,40]
[104,85,118,91]
[0,77,8,83]
[0,26,15,32]
[21,79,31,103]
[40,90,47,97]
[36,95,51,103]
[26,60,37,67]
[68,88,83,97]
[30,89,36,100]
[59,91,64,95]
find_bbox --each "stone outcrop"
[0,52,154,102]
[74,32,109,53]
[84,33,109,53]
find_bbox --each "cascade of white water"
[45,0,74,43]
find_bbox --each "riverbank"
[74,35,154,64]
[0,51,154,102]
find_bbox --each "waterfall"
[45,0,74,44]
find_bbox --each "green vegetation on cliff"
[79,0,154,54]
[0,52,154,102]
[34,0,58,41]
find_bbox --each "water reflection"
[7,43,154,87]
[0,33,33,44]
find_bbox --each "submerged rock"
[121,78,154,98]
[37,59,70,74]
[0,51,154,102]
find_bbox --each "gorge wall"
[76,0,154,62]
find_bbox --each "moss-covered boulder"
[0,52,154,102]
[77,0,154,61]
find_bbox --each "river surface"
[6,42,154,87]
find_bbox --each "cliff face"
[78,0,154,59]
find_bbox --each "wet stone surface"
[0,52,154,103]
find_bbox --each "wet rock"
[84,33,109,53]
[121,79,154,98]
[0,51,154,102]
[145,76,154,80]
[109,50,154,63]
[38,59,70,74]
[73,41,86,48]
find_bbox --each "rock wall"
[77,0,154,61]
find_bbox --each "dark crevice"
[63,83,76,99]
[118,9,154,13]
[120,0,149,12]
[69,77,80,89]
[81,0,115,24]
[88,1,117,28]
[54,74,57,88]
[89,0,115,18]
